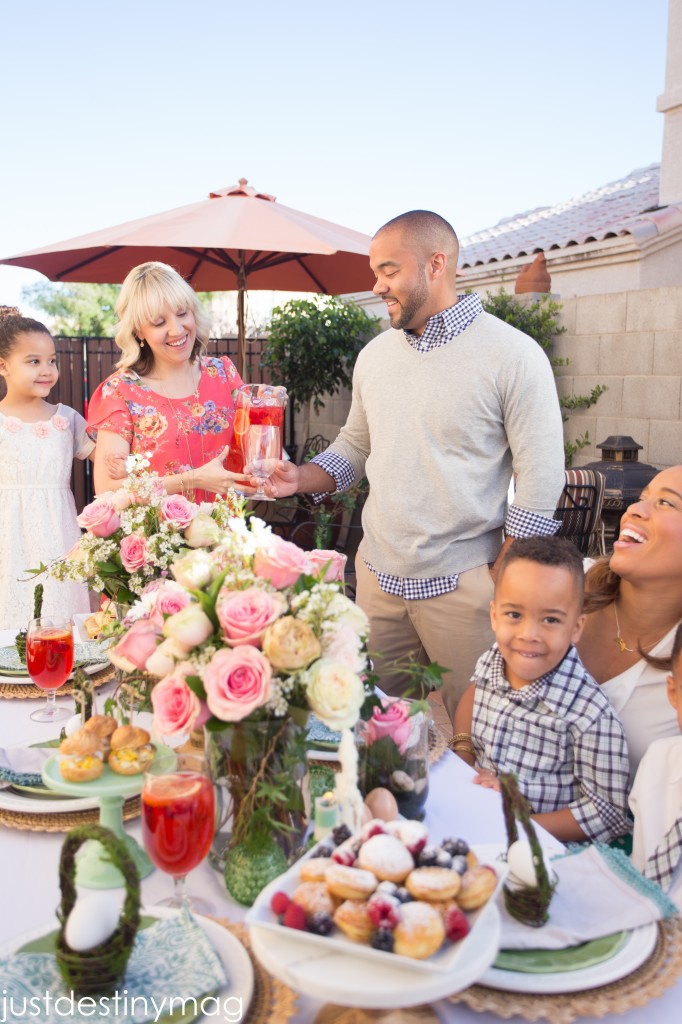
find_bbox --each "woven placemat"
[0,664,115,699]
[449,916,682,1024]
[428,721,447,766]
[210,918,298,1024]
[0,795,140,833]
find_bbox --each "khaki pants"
[356,557,495,725]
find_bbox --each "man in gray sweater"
[257,210,565,724]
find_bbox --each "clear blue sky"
[0,0,670,314]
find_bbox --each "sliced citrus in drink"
[143,773,204,804]
[233,409,249,437]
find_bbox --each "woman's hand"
[105,453,129,481]
[192,446,256,496]
[473,770,501,792]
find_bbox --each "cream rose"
[262,616,322,672]
[304,658,365,731]
[145,636,190,677]
[163,604,214,647]
[184,512,222,548]
[171,549,214,589]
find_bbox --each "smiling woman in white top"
[578,465,682,779]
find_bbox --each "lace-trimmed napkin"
[499,844,678,950]
[0,746,54,786]
[0,908,228,1023]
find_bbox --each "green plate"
[494,931,628,973]
[0,642,108,678]
[20,917,210,1023]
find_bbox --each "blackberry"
[394,886,413,903]
[417,845,439,867]
[308,911,334,936]
[310,846,332,858]
[332,824,352,845]
[371,928,395,952]
[441,837,469,857]
[450,854,468,875]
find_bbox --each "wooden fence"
[49,335,272,510]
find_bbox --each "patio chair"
[553,468,606,556]
[299,434,330,463]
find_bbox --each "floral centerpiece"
[355,696,431,820]
[38,455,243,608]
[106,512,373,904]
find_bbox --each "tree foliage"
[21,282,121,336]
[262,295,379,416]
[481,289,606,467]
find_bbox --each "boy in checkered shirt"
[453,536,631,844]
[630,623,682,907]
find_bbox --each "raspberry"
[332,824,352,845]
[360,820,386,841]
[371,927,395,952]
[367,893,400,929]
[307,911,334,935]
[270,891,290,916]
[282,902,307,930]
[444,906,471,943]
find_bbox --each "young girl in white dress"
[0,312,93,629]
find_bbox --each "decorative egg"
[64,714,83,738]
[64,891,121,951]
[507,839,549,888]
[363,787,399,821]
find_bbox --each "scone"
[406,867,461,902]
[393,901,445,959]
[326,864,378,901]
[357,833,414,883]
[457,866,497,910]
[333,899,374,943]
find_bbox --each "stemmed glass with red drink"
[141,751,216,915]
[26,616,74,723]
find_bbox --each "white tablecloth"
[0,629,680,1023]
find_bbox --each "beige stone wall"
[555,286,682,470]
[293,286,682,472]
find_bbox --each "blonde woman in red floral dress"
[88,262,252,502]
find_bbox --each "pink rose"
[150,580,192,623]
[77,497,121,537]
[119,533,148,572]
[108,619,162,673]
[216,586,286,647]
[204,645,272,722]
[32,421,50,438]
[307,549,347,583]
[253,535,309,589]
[52,415,68,431]
[151,666,202,738]
[2,416,22,433]
[159,494,198,529]
[366,699,413,754]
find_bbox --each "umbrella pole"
[237,255,247,380]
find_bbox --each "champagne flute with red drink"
[26,616,74,723]
[141,751,216,915]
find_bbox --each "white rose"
[171,549,214,588]
[305,658,365,731]
[163,604,214,648]
[184,513,222,548]
[145,636,191,677]
[326,593,369,636]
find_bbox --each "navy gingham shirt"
[312,293,559,599]
[471,644,632,843]
[643,816,682,893]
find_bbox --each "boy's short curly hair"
[496,536,585,606]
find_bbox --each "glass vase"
[207,717,309,905]
[355,706,430,820]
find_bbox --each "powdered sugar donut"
[326,864,378,900]
[393,900,445,959]
[406,866,462,902]
[357,833,414,883]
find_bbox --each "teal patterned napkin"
[0,908,228,1023]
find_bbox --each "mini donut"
[333,899,374,943]
[326,864,378,901]
[406,867,462,902]
[457,866,497,910]
[393,901,445,959]
[299,857,333,883]
[357,833,414,883]
[383,819,429,853]
[291,882,336,918]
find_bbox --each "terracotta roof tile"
[460,165,667,267]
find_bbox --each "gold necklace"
[151,363,206,496]
[612,602,670,654]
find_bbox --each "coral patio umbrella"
[0,178,375,377]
